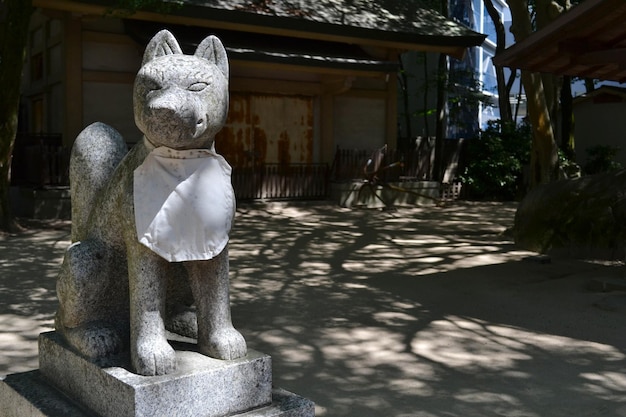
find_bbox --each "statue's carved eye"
[145,79,162,91]
[188,82,209,92]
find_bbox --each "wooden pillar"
[319,75,355,164]
[385,52,398,147]
[63,13,82,147]
[319,93,334,165]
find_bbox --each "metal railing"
[330,138,465,183]
[11,133,69,187]
[11,134,465,201]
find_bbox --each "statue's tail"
[69,122,127,241]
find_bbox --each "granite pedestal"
[0,332,314,417]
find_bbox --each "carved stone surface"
[0,371,92,417]
[0,377,315,417]
[1,29,315,417]
[55,30,246,376]
[38,332,272,417]
[1,331,315,417]
[514,169,626,259]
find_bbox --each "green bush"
[460,119,531,200]
[583,145,623,175]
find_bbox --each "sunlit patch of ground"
[3,203,626,417]
[0,225,69,376]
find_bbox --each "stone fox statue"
[55,30,247,376]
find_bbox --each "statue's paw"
[133,336,176,376]
[200,327,247,360]
[60,323,125,360]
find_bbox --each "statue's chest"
[133,147,235,262]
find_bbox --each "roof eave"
[36,0,484,58]
[492,0,626,82]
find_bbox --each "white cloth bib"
[133,146,235,262]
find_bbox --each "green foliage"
[558,149,581,178]
[412,63,491,137]
[460,119,531,200]
[447,68,492,135]
[583,145,623,175]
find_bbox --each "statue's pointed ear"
[142,30,182,65]
[195,35,229,79]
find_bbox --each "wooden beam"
[593,65,626,82]
[230,59,387,78]
[493,0,626,82]
[230,77,321,96]
[575,48,626,65]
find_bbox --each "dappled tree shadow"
[0,222,70,375]
[228,202,626,416]
[2,204,626,416]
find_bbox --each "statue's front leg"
[128,243,176,375]
[185,246,247,360]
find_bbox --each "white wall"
[574,100,626,168]
[333,96,386,150]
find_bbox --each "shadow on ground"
[2,202,626,417]
[228,202,626,417]
[0,220,70,374]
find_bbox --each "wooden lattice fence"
[232,163,329,201]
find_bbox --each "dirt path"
[2,202,626,416]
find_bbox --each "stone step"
[1,371,313,417]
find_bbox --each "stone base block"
[0,370,93,417]
[24,331,310,417]
[0,371,314,417]
[39,331,271,416]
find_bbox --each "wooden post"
[63,13,82,148]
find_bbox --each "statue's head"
[133,30,229,150]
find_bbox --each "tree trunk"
[507,0,559,187]
[421,52,430,138]
[535,0,568,151]
[484,0,512,124]
[560,76,575,160]
[522,70,559,185]
[398,56,413,150]
[0,0,32,232]
[584,79,596,93]
[432,0,449,182]
[433,52,448,182]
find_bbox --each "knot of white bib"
[133,146,235,262]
